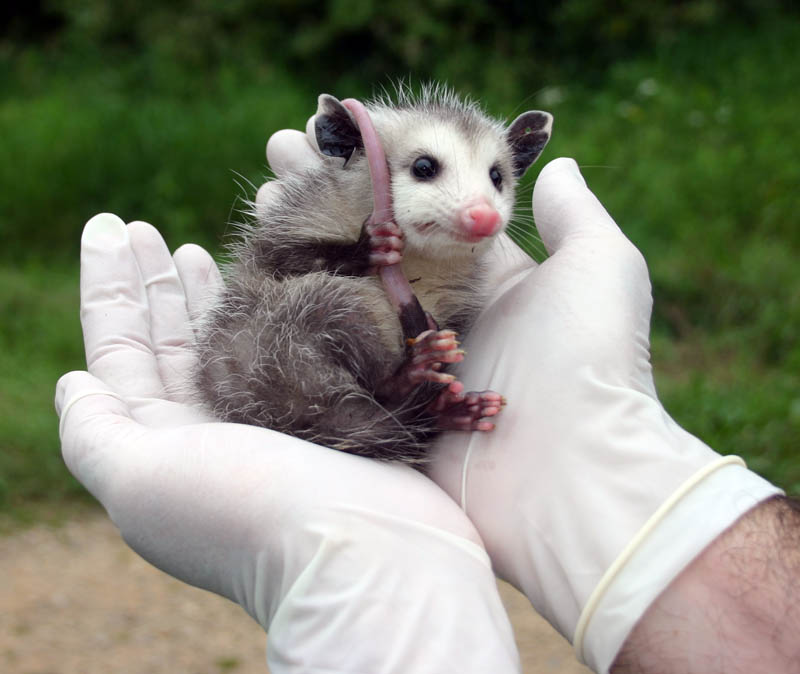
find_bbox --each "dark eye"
[412,156,439,180]
[489,165,503,190]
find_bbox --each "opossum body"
[194,86,553,462]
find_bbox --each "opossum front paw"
[364,221,404,269]
[429,382,506,432]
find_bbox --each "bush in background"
[0,4,797,517]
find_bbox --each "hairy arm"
[613,495,800,673]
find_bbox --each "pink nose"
[461,202,502,238]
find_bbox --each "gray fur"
[192,87,551,462]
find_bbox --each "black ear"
[506,111,553,177]
[315,94,363,166]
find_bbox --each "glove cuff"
[575,456,782,673]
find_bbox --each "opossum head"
[315,86,552,259]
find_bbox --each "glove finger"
[254,179,285,210]
[173,243,224,323]
[56,369,144,504]
[532,157,623,255]
[266,128,322,180]
[531,157,652,337]
[305,114,321,152]
[80,214,164,399]
[127,221,198,395]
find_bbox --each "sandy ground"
[2,513,591,673]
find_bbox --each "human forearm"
[612,495,800,673]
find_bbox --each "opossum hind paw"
[430,383,505,432]
[406,329,465,385]
[378,329,464,402]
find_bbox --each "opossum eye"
[412,156,439,181]
[489,165,503,190]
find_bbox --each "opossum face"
[315,93,552,258]
[384,115,551,257]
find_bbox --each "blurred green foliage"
[0,3,798,518]
[0,63,314,260]
[3,0,793,86]
[0,265,83,519]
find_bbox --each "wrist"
[434,381,782,667]
[611,495,800,673]
[577,456,782,673]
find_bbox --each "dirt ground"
[2,513,591,673]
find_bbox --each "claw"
[364,220,405,268]
[380,329,465,400]
[429,388,506,432]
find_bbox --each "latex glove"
[264,128,781,672]
[429,159,782,671]
[56,214,521,673]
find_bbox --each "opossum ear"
[315,94,363,166]
[506,111,553,177]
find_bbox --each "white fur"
[367,110,516,261]
[192,87,550,462]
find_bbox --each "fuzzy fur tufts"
[192,86,551,462]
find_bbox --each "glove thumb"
[56,370,144,503]
[533,158,623,256]
[265,127,322,180]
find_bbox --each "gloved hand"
[265,123,782,673]
[429,157,782,671]
[55,214,521,673]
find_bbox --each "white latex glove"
[430,159,782,671]
[264,127,781,672]
[55,214,521,673]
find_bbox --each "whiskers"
[505,220,546,260]
[506,191,547,261]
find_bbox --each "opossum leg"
[253,236,372,277]
[424,311,439,331]
[301,219,406,276]
[299,236,372,276]
[428,383,506,432]
[267,220,404,277]
[377,329,464,402]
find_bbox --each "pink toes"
[405,330,465,386]
[377,323,506,435]
[430,387,506,432]
[378,329,465,401]
[367,221,405,268]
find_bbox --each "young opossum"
[193,87,552,462]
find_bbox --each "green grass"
[524,20,800,492]
[0,264,86,518]
[0,19,798,521]
[0,59,320,260]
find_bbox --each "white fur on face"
[376,116,516,259]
